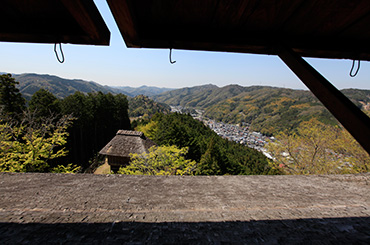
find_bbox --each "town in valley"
[170,106,274,158]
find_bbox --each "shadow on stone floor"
[1,217,369,244]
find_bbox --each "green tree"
[114,93,131,129]
[51,163,81,173]
[118,145,197,175]
[0,74,26,118]
[60,91,131,169]
[0,111,73,172]
[60,91,92,168]
[134,113,273,175]
[267,118,370,174]
[29,88,61,119]
[128,95,170,118]
[136,120,158,139]
[197,137,222,175]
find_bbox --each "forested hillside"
[136,113,277,175]
[128,95,170,119]
[2,73,369,175]
[11,73,175,100]
[0,74,131,172]
[114,85,174,97]
[1,73,275,175]
[13,73,118,100]
[154,85,370,135]
[342,89,370,109]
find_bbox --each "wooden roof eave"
[106,0,370,156]
[107,0,370,61]
[60,0,110,45]
[0,0,110,46]
[107,0,140,48]
[128,36,370,61]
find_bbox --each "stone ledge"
[1,173,369,243]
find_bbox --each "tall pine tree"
[29,88,61,119]
[0,74,25,119]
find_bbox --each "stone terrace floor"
[0,173,369,244]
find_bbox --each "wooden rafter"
[278,46,370,155]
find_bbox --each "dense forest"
[135,113,278,175]
[59,91,131,169]
[0,74,131,172]
[154,84,370,135]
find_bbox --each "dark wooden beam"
[278,46,370,155]
[0,0,110,45]
[107,0,370,61]
[106,0,140,47]
[60,0,110,45]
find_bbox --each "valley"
[1,72,369,175]
[156,85,370,136]
[170,106,272,158]
[9,71,370,137]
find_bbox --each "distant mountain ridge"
[113,85,174,97]
[154,84,370,135]
[12,73,119,100]
[6,73,173,99]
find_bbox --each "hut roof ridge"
[117,130,143,137]
[99,130,156,157]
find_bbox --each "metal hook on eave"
[169,48,176,64]
[350,59,360,77]
[54,43,65,63]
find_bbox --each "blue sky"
[1,0,369,90]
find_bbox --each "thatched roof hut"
[99,130,156,172]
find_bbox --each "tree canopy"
[0,111,73,172]
[267,118,370,174]
[0,79,131,172]
[118,145,197,175]
[60,91,131,169]
[0,74,26,119]
[136,113,276,175]
[128,95,170,119]
[29,88,61,119]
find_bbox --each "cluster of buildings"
[204,120,273,151]
[170,106,274,158]
[170,106,199,116]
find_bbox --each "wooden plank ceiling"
[0,0,110,45]
[107,0,370,61]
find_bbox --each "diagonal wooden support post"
[278,46,370,156]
